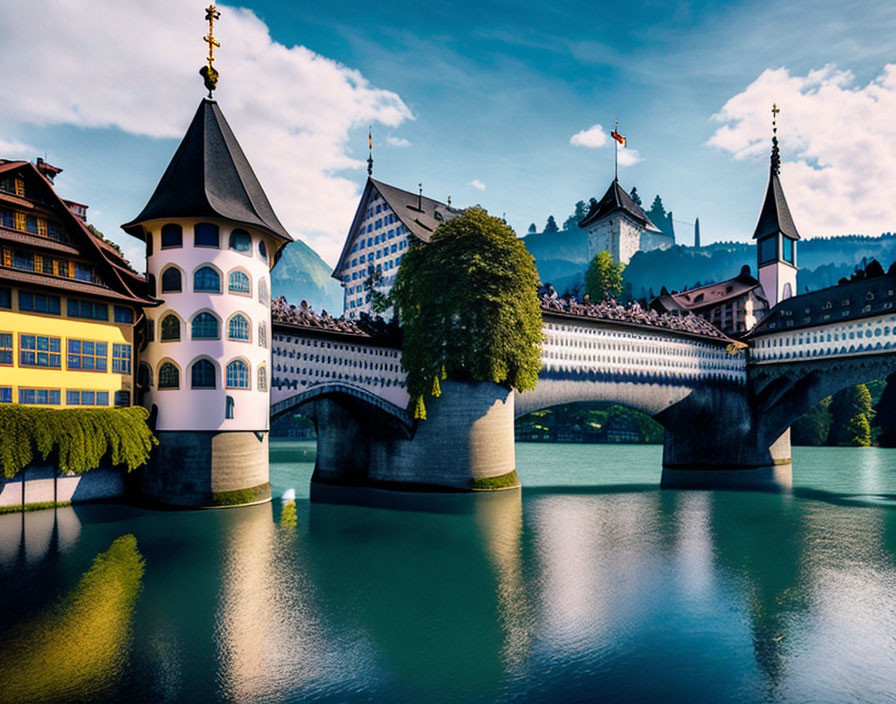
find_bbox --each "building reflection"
[0,505,81,570]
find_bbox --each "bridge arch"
[271,382,413,438]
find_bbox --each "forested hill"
[623,233,896,301]
[270,239,343,315]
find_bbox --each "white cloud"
[708,64,896,237]
[468,179,486,191]
[617,149,643,167]
[0,1,413,265]
[570,124,608,148]
[0,139,35,160]
[386,135,411,147]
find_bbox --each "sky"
[1,0,896,270]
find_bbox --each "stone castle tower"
[123,98,293,507]
[579,179,673,265]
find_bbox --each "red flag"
[611,130,626,147]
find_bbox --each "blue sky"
[2,1,896,268]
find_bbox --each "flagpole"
[614,118,618,181]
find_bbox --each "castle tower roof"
[123,98,292,244]
[579,179,662,232]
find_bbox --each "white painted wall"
[140,218,275,432]
[751,313,896,364]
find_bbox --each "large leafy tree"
[828,384,873,446]
[585,250,625,301]
[392,208,543,419]
[791,397,832,446]
[873,372,896,447]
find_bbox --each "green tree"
[392,208,543,419]
[872,373,896,446]
[562,201,588,231]
[828,384,873,446]
[791,397,832,446]
[585,250,625,301]
[648,195,666,224]
[528,223,537,234]
[362,265,391,314]
[629,187,642,206]
[544,215,559,233]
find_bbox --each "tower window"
[160,314,181,341]
[228,313,250,341]
[758,236,777,265]
[226,359,249,388]
[228,270,250,294]
[257,364,267,391]
[161,267,183,293]
[259,240,267,261]
[229,229,251,252]
[194,223,220,248]
[782,237,794,264]
[192,312,220,339]
[194,266,221,293]
[161,224,183,248]
[158,362,180,389]
[258,278,268,305]
[191,359,216,389]
[226,395,235,419]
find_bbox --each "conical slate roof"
[123,98,292,242]
[752,169,800,241]
[578,179,661,232]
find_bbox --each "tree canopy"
[544,215,559,233]
[828,384,873,446]
[585,250,625,301]
[392,208,543,419]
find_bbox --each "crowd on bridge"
[539,287,731,341]
[272,296,367,335]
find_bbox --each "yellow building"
[0,158,153,407]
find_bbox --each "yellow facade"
[0,286,134,407]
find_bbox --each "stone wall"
[0,463,125,510]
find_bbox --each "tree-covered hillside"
[270,239,343,314]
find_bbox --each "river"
[1,441,896,703]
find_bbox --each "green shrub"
[470,469,520,491]
[211,482,271,506]
[0,406,158,478]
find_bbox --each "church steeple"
[754,103,799,308]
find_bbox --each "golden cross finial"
[200,4,221,97]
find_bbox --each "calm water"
[2,442,896,703]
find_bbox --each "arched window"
[229,229,251,252]
[138,362,153,388]
[191,359,216,388]
[161,267,182,293]
[228,313,250,341]
[258,321,267,348]
[257,364,267,391]
[259,239,267,261]
[158,362,180,389]
[194,222,220,248]
[194,266,221,292]
[228,270,250,294]
[192,312,219,339]
[226,396,235,419]
[226,359,249,388]
[258,278,268,305]
[160,314,181,341]
[161,223,182,248]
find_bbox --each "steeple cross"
[204,4,221,71]
[771,103,780,131]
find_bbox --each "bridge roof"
[541,298,739,346]
[749,271,896,336]
[122,99,293,245]
[579,179,662,232]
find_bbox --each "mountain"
[271,239,343,315]
[623,233,896,301]
[520,227,589,291]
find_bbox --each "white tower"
[579,179,665,265]
[123,98,292,507]
[754,104,799,308]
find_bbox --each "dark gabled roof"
[122,98,292,244]
[752,165,800,241]
[333,177,460,278]
[749,270,896,336]
[578,179,663,232]
[656,269,767,313]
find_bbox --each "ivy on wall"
[0,406,158,478]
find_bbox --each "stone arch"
[271,381,413,438]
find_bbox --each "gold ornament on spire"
[770,103,781,175]
[200,4,221,98]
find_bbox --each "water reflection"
[0,534,144,704]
